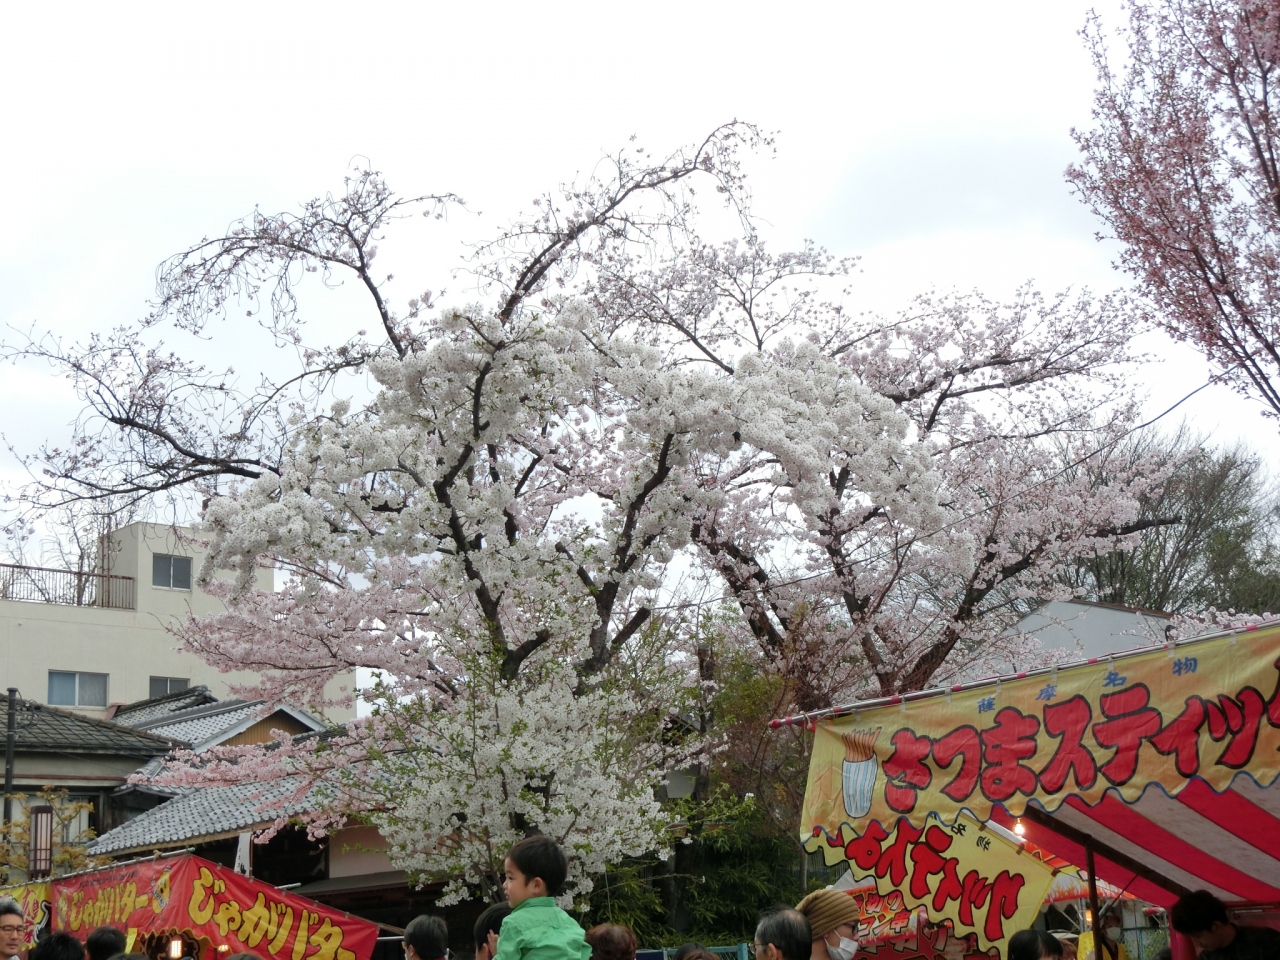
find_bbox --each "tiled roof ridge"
[113,684,216,717]
[134,698,258,730]
[16,699,189,751]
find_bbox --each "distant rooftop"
[101,684,339,845]
[111,685,219,726]
[96,719,358,854]
[90,776,313,854]
[1014,598,1173,663]
[136,699,257,743]
[8,697,184,757]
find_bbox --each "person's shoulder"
[1202,925,1280,960]
[502,905,538,932]
[532,904,588,941]
[1239,924,1280,944]
[505,899,568,929]
[536,902,586,933]
[519,899,576,919]
[546,902,579,921]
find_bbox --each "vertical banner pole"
[1085,837,1116,960]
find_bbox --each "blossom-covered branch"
[1070,0,1280,417]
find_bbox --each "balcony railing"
[0,563,135,610]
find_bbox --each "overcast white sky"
[0,0,1273,505]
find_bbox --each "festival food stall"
[2,853,379,960]
[776,620,1280,960]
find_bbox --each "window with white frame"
[151,553,192,590]
[48,671,108,707]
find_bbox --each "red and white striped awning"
[990,774,1280,907]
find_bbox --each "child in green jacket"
[491,836,591,960]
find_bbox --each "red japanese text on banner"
[801,624,1280,837]
[50,856,378,960]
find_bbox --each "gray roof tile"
[139,702,256,744]
[89,777,313,854]
[11,699,182,756]
[113,686,219,726]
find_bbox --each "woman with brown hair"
[583,925,635,960]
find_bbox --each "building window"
[48,671,108,707]
[149,676,190,699]
[152,554,192,590]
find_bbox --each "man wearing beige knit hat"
[796,890,862,960]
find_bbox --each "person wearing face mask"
[1077,911,1126,960]
[796,889,861,960]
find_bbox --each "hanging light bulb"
[169,940,184,960]
[1014,818,1026,837]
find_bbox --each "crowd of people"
[743,886,1280,960]
[3,837,1279,960]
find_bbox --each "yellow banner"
[808,814,1054,951]
[0,882,53,949]
[801,623,1280,838]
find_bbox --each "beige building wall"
[0,522,352,720]
[328,825,395,878]
[10,751,144,790]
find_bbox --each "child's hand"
[487,931,500,958]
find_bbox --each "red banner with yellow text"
[801,624,1280,837]
[50,856,377,960]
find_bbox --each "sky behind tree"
[0,0,1269,498]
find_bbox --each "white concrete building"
[0,522,322,717]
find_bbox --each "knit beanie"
[796,888,863,939]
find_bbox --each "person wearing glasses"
[752,908,812,960]
[796,889,860,960]
[0,899,25,960]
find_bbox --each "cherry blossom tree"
[1070,0,1280,419]
[685,286,1164,708]
[3,124,1163,902]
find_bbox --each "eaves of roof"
[13,701,186,756]
[88,777,314,856]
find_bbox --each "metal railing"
[0,563,135,610]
